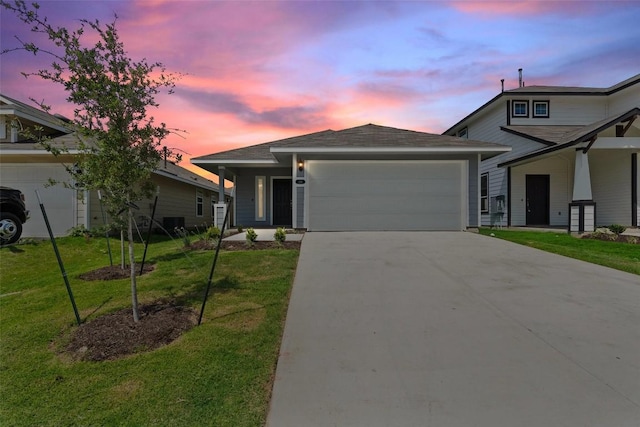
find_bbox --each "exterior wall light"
[298,160,304,171]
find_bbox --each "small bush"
[274,227,286,244]
[205,226,221,241]
[68,225,90,237]
[608,224,626,235]
[237,225,244,233]
[245,228,257,245]
[174,227,191,247]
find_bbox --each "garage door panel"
[311,178,460,196]
[311,195,461,213]
[1,164,76,237]
[308,161,466,231]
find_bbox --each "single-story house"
[1,93,225,237]
[443,73,640,232]
[191,124,510,231]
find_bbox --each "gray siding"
[471,123,547,226]
[88,175,219,232]
[234,167,291,227]
[608,84,640,115]
[591,150,638,226]
[510,155,572,227]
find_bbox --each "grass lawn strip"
[0,236,298,426]
[479,228,639,275]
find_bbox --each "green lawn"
[0,236,299,426]
[479,228,640,275]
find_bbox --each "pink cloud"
[449,0,602,16]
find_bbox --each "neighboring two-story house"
[444,74,639,232]
[0,94,225,238]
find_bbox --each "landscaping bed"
[0,236,299,426]
[581,231,639,244]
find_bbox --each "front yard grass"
[479,228,639,275]
[0,236,299,426]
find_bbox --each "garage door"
[308,160,467,231]
[0,164,77,237]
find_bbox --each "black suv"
[0,187,29,245]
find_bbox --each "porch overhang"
[498,108,640,168]
[270,146,510,160]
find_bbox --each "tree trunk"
[128,208,140,322]
[120,229,125,270]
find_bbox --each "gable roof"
[192,124,509,167]
[443,74,640,136]
[0,131,221,192]
[154,160,221,192]
[0,94,71,137]
[498,107,640,167]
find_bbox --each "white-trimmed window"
[255,176,266,221]
[480,173,489,213]
[196,190,203,217]
[512,100,528,117]
[457,127,468,139]
[533,101,549,118]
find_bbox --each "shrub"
[608,224,626,235]
[174,227,191,247]
[245,228,257,245]
[68,224,113,238]
[68,225,90,237]
[237,225,244,233]
[205,226,221,241]
[274,227,286,244]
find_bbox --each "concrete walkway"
[267,232,640,427]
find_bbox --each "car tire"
[0,212,23,245]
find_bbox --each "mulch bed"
[65,237,300,362]
[65,303,197,362]
[78,264,156,281]
[581,233,639,244]
[189,240,301,251]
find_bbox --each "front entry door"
[272,179,292,226]
[526,175,550,225]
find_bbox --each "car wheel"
[0,212,22,245]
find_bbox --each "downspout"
[632,153,638,227]
[507,167,512,227]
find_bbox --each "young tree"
[1,0,182,322]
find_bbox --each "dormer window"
[512,100,529,117]
[533,101,549,118]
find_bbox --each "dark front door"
[526,175,550,225]
[273,178,292,226]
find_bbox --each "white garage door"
[308,160,467,231]
[1,164,78,237]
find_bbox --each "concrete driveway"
[266,232,640,427]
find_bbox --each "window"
[480,173,489,213]
[513,101,528,117]
[255,176,266,221]
[457,127,468,139]
[512,100,528,117]
[533,101,549,118]
[196,190,203,217]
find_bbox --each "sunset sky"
[1,0,639,182]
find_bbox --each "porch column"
[214,166,228,229]
[569,150,596,233]
[572,150,592,200]
[218,166,225,203]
